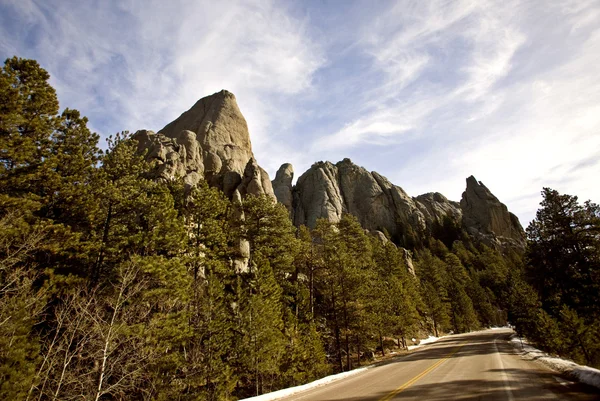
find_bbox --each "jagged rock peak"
[272,163,294,214]
[460,175,525,249]
[159,90,253,177]
[414,192,462,226]
[292,158,426,242]
[281,160,525,252]
[133,90,275,200]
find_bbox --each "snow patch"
[510,335,600,390]
[239,367,369,401]
[407,335,441,350]
[241,334,447,400]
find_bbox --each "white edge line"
[494,337,515,401]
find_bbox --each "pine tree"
[415,250,451,336]
[0,213,47,400]
[311,218,344,371]
[241,195,298,281]
[526,188,600,318]
[293,225,316,323]
[524,188,600,366]
[0,57,101,400]
[237,254,285,397]
[0,57,59,197]
[310,215,372,371]
[84,132,186,284]
[369,239,420,353]
[445,254,479,333]
[179,180,238,400]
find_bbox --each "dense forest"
[1,57,599,400]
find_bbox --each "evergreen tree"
[0,213,47,400]
[84,132,186,284]
[445,254,479,333]
[0,57,59,197]
[178,180,238,400]
[524,188,600,366]
[293,225,317,323]
[241,195,298,282]
[335,214,373,371]
[237,254,285,397]
[415,250,451,336]
[526,188,600,318]
[0,57,101,400]
[369,239,420,352]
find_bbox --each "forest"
[1,56,599,400]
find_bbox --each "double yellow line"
[379,345,463,401]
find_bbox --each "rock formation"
[134,90,278,274]
[460,176,525,249]
[274,159,525,251]
[132,89,525,253]
[291,159,427,244]
[415,192,462,226]
[133,90,275,200]
[271,163,294,214]
[402,248,416,276]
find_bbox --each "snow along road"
[273,329,599,401]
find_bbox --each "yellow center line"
[378,345,464,401]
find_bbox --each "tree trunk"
[577,335,592,365]
[92,202,112,286]
[356,335,361,366]
[331,283,342,372]
[345,332,351,372]
[341,280,351,371]
[309,261,314,319]
[94,286,123,401]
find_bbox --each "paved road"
[277,329,599,400]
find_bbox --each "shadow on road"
[315,368,600,400]
[377,332,515,366]
[332,331,600,400]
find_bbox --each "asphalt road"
[277,329,599,400]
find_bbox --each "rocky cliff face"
[275,159,524,250]
[134,90,275,200]
[135,90,278,274]
[414,192,462,225]
[133,90,524,252]
[460,176,525,249]
[290,159,427,244]
[271,163,294,214]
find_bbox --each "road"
[276,329,599,400]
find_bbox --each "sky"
[1,0,599,226]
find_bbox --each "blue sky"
[2,0,599,226]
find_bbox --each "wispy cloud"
[2,0,599,226]
[305,0,600,225]
[314,0,528,151]
[0,0,324,148]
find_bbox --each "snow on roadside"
[239,367,370,401]
[407,335,441,350]
[509,334,600,389]
[241,335,447,401]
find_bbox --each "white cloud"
[388,20,600,225]
[307,0,600,226]
[0,0,324,157]
[317,0,529,150]
[457,18,525,102]
[2,0,600,227]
